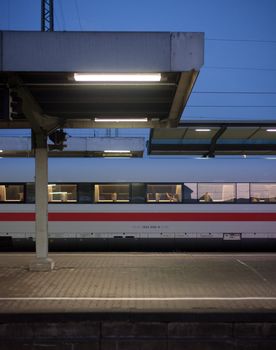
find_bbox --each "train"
[0,157,276,251]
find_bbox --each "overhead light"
[74,73,161,82]
[103,156,132,158]
[195,128,211,132]
[266,128,276,132]
[49,192,66,195]
[104,150,131,153]
[95,118,148,122]
[0,150,3,153]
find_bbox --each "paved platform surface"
[0,252,275,316]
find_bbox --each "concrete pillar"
[29,133,54,271]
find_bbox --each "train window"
[146,184,182,203]
[237,183,250,203]
[0,184,24,202]
[183,183,197,203]
[250,183,276,203]
[26,183,35,203]
[78,183,93,203]
[48,184,77,203]
[95,184,130,203]
[198,183,235,203]
[131,183,145,203]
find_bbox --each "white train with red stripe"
[0,157,276,250]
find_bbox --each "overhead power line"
[184,115,276,120]
[58,0,66,30]
[193,91,276,95]
[204,65,276,72]
[187,106,276,108]
[74,0,83,31]
[206,38,276,44]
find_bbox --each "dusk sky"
[0,0,276,123]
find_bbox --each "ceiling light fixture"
[95,118,148,122]
[266,128,276,132]
[104,150,131,153]
[74,73,161,82]
[195,128,211,132]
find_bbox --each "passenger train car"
[0,157,276,250]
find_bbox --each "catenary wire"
[192,91,276,95]
[58,0,66,30]
[74,0,83,31]
[186,106,276,108]
[204,66,276,72]
[206,38,276,44]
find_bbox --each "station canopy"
[0,31,204,130]
[149,121,276,156]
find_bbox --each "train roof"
[0,157,275,183]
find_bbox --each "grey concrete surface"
[0,252,275,314]
[0,32,204,72]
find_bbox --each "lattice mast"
[41,0,54,32]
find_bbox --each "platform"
[0,252,275,314]
[0,253,276,349]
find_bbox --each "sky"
[0,0,276,127]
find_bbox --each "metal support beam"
[0,119,166,129]
[203,125,228,158]
[29,133,54,271]
[8,75,60,133]
[149,143,276,153]
[41,0,54,32]
[178,121,276,128]
[167,71,199,127]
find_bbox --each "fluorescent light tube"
[104,150,131,153]
[195,128,211,132]
[266,128,276,132]
[95,118,148,122]
[74,73,161,82]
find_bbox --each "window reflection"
[0,184,24,202]
[26,183,35,203]
[48,184,77,203]
[184,183,197,203]
[2,181,276,205]
[250,183,276,203]
[198,183,235,203]
[131,183,145,203]
[146,184,182,203]
[95,184,130,203]
[237,183,249,203]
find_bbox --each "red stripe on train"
[0,213,35,221]
[0,212,276,221]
